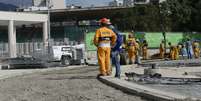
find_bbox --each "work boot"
[106,72,112,76]
[107,73,112,76]
[96,73,107,79]
[97,73,107,77]
[115,75,121,79]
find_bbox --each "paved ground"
[0,66,145,101]
[119,65,201,100]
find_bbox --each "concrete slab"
[99,76,190,101]
[119,65,201,78]
[99,65,201,101]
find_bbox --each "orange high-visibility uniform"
[135,42,140,62]
[174,46,179,60]
[170,46,179,60]
[142,43,148,60]
[126,38,136,64]
[94,27,116,75]
[159,43,165,59]
[169,46,174,60]
[193,42,200,58]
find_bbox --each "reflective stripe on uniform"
[99,42,111,47]
[99,37,111,41]
[128,43,134,46]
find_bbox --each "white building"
[109,0,124,7]
[32,0,66,10]
[123,0,134,7]
[123,0,166,7]
[33,0,46,7]
[0,11,48,58]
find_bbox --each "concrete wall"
[33,0,46,7]
[32,0,66,9]
[0,11,48,23]
[51,0,66,9]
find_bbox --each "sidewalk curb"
[0,65,85,80]
[98,76,199,101]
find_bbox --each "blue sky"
[0,0,114,7]
[65,0,113,7]
[0,0,32,6]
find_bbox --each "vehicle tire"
[61,56,71,66]
[120,52,129,65]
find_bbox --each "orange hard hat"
[99,18,111,25]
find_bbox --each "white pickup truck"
[50,44,86,65]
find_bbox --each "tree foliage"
[111,0,201,32]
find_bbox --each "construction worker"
[168,42,174,60]
[109,25,123,78]
[93,18,117,76]
[159,40,165,59]
[126,34,136,64]
[174,45,180,60]
[142,40,148,60]
[169,43,179,60]
[135,39,141,64]
[186,39,193,59]
[181,44,187,59]
[193,40,200,58]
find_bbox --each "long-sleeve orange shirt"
[93,27,117,47]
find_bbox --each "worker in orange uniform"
[142,40,148,60]
[169,44,179,60]
[174,45,180,60]
[168,42,174,60]
[126,34,136,64]
[135,39,141,64]
[93,18,117,76]
[193,40,200,58]
[159,40,165,59]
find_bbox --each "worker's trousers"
[128,50,135,64]
[186,48,193,59]
[194,48,200,58]
[142,49,148,60]
[97,47,111,75]
[159,49,165,59]
[111,50,121,77]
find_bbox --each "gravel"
[0,66,145,101]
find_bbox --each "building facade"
[32,0,66,9]
[109,0,124,7]
[123,0,166,7]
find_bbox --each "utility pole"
[47,0,52,53]
[158,2,167,53]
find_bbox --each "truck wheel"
[61,56,70,66]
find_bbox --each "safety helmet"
[99,18,111,25]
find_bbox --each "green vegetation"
[85,32,200,50]
[111,0,201,32]
[85,32,96,51]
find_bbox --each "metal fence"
[0,38,78,58]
